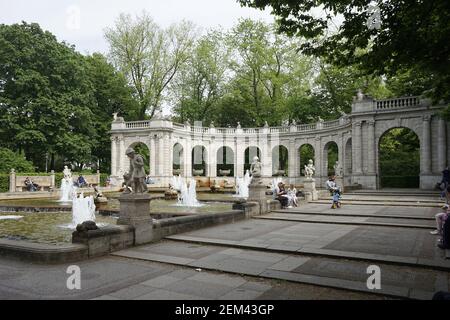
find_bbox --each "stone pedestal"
[303,179,318,201]
[117,194,153,245]
[248,178,268,214]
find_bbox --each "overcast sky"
[0,0,275,54]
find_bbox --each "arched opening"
[192,145,207,177]
[272,145,288,176]
[244,146,261,175]
[173,143,184,176]
[323,141,339,177]
[217,146,234,177]
[130,142,150,174]
[379,127,420,188]
[299,144,315,176]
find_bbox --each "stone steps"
[254,214,435,230]
[271,209,434,221]
[315,200,441,208]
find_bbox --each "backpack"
[442,217,450,249]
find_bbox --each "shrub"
[0,148,35,173]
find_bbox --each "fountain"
[171,175,184,192]
[234,170,252,198]
[177,179,202,207]
[71,193,96,227]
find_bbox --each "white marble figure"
[334,161,343,177]
[63,166,72,180]
[304,159,316,180]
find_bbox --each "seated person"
[24,177,38,192]
[93,186,104,199]
[430,204,449,235]
[145,175,155,185]
[106,176,111,187]
[76,174,88,188]
[276,182,289,209]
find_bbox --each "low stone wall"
[0,239,88,264]
[153,210,245,241]
[72,225,134,258]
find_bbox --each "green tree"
[105,12,196,119]
[238,0,450,107]
[0,22,96,171]
[170,31,230,124]
[85,53,139,172]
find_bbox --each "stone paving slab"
[111,240,450,300]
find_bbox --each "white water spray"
[234,170,252,198]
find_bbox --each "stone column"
[9,169,16,193]
[167,134,174,177]
[260,134,270,177]
[50,170,55,190]
[149,135,156,177]
[422,115,432,174]
[110,137,117,176]
[209,142,217,178]
[367,121,376,174]
[353,122,363,174]
[119,136,125,174]
[314,137,322,183]
[288,139,296,178]
[236,138,245,176]
[158,134,164,176]
[185,137,192,178]
[117,194,153,245]
[438,118,447,171]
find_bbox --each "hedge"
[380,176,420,188]
[0,172,110,192]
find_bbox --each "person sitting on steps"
[430,204,449,235]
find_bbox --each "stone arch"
[244,146,261,175]
[127,141,151,174]
[323,141,339,177]
[299,144,315,176]
[378,127,420,188]
[272,145,289,176]
[173,143,184,176]
[217,146,235,177]
[192,145,208,177]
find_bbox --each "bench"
[15,176,54,192]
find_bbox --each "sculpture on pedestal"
[123,147,148,194]
[250,156,262,178]
[304,159,316,180]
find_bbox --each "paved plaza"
[0,199,449,300]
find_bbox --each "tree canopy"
[238,0,450,106]
[0,22,137,172]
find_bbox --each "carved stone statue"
[304,159,316,180]
[63,166,72,181]
[237,122,242,129]
[250,156,262,178]
[123,147,148,194]
[334,161,343,177]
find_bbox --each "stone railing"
[375,96,421,111]
[114,116,351,135]
[125,120,152,129]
